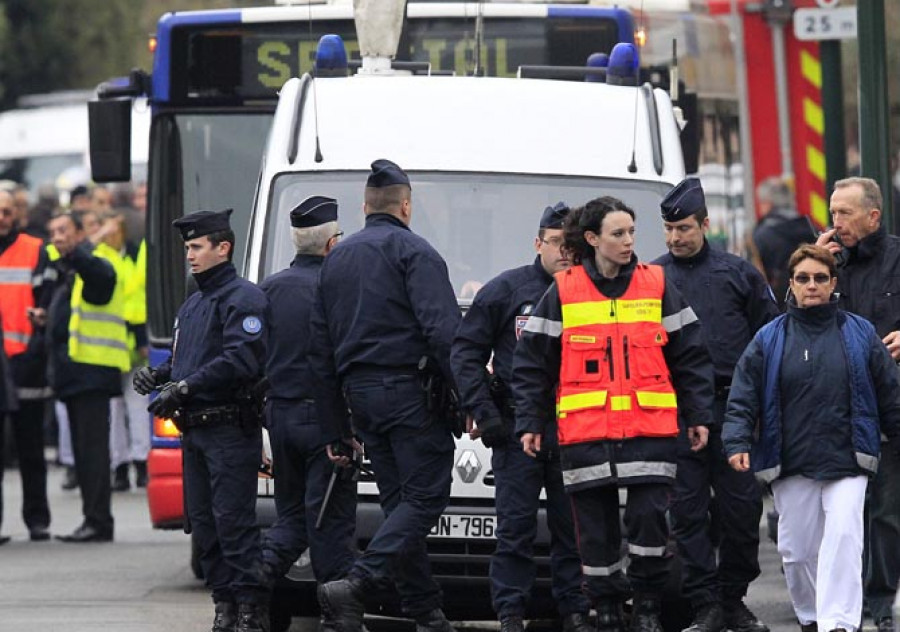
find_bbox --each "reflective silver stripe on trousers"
[563,462,613,486]
[662,306,699,333]
[17,386,53,401]
[523,316,563,338]
[582,558,626,576]
[70,333,129,352]
[3,331,31,344]
[72,308,126,327]
[616,461,677,479]
[627,543,667,557]
[0,267,33,283]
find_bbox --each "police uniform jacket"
[310,213,460,441]
[834,226,900,339]
[260,254,322,400]
[451,256,557,441]
[512,255,714,491]
[159,261,267,409]
[47,241,121,400]
[653,240,778,400]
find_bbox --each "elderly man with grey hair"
[751,176,815,308]
[256,196,359,622]
[816,176,900,632]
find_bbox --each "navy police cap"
[290,195,338,228]
[540,201,570,229]
[660,177,706,222]
[367,159,410,189]
[172,209,233,240]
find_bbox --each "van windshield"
[262,172,673,299]
[0,154,83,191]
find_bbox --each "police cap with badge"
[540,201,570,229]
[660,177,706,223]
[367,159,410,188]
[172,208,234,240]
[290,195,338,228]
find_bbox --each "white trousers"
[772,474,868,632]
[109,370,151,467]
[56,400,74,466]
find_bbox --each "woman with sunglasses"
[723,244,900,632]
[513,196,715,632]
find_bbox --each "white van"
[0,91,150,192]
[246,24,686,632]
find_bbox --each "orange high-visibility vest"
[556,263,678,445]
[0,233,42,357]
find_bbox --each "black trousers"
[0,399,51,530]
[65,392,113,533]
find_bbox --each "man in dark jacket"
[654,178,777,632]
[816,177,900,632]
[46,211,126,543]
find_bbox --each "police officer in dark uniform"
[311,159,460,632]
[652,178,776,632]
[258,196,358,600]
[450,202,591,632]
[133,209,270,632]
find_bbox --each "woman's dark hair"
[787,243,837,279]
[563,196,635,265]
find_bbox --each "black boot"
[134,460,148,488]
[722,600,768,632]
[112,463,131,492]
[500,615,525,632]
[414,609,455,632]
[211,601,237,632]
[61,465,78,490]
[631,594,663,632]
[683,603,725,632]
[596,600,626,632]
[562,612,593,632]
[318,578,365,632]
[235,603,270,632]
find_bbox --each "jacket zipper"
[623,335,630,380]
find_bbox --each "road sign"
[794,6,857,41]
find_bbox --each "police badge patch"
[515,303,534,340]
[242,316,262,334]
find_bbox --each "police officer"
[450,202,591,632]
[258,197,357,604]
[133,209,270,632]
[652,178,775,632]
[311,159,460,632]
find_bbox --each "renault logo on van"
[455,450,481,483]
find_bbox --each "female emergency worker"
[512,196,714,632]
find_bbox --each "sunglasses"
[792,273,832,285]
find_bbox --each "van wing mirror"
[89,99,132,182]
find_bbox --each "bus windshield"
[260,172,672,298]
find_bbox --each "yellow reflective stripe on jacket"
[635,390,677,409]
[559,390,608,413]
[561,298,662,328]
[67,242,130,372]
[123,240,146,326]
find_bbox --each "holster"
[418,356,465,439]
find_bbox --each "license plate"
[429,514,496,539]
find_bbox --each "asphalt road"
[0,460,867,632]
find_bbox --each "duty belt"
[179,405,241,429]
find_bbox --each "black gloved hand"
[147,381,189,418]
[478,417,508,448]
[133,366,159,396]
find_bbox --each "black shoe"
[55,524,113,543]
[798,623,816,632]
[29,526,51,542]
[563,613,593,632]
[61,466,78,490]
[500,616,525,632]
[414,609,454,632]
[318,578,365,632]
[0,535,10,546]
[877,620,894,632]
[596,601,626,632]
[632,594,663,632]
[723,601,768,632]
[212,601,237,632]
[236,603,270,632]
[112,463,131,492]
[684,603,725,632]
[134,460,148,488]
